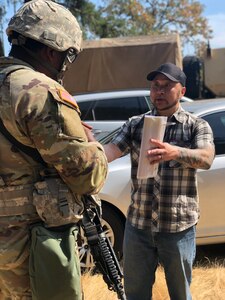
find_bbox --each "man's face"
[150,73,186,116]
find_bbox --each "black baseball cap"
[147,62,186,86]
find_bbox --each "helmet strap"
[57,48,78,85]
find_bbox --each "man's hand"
[147,138,215,170]
[147,138,179,164]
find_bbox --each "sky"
[1,0,225,56]
[183,0,225,54]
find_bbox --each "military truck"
[183,45,225,99]
[64,33,225,100]
[64,33,182,95]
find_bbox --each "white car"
[79,98,225,269]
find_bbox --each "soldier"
[0,1,108,299]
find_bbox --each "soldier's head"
[6,0,82,84]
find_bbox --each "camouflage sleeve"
[16,84,108,195]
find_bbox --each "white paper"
[137,116,167,179]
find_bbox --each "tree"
[1,0,213,55]
[62,0,212,55]
[0,2,6,55]
[58,0,103,39]
[100,0,212,55]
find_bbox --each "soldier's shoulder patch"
[57,89,80,112]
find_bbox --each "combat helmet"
[6,0,82,53]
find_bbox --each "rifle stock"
[81,195,126,300]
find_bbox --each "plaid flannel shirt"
[111,106,214,232]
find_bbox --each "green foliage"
[61,0,212,54]
[0,1,6,24]
[1,0,213,55]
[58,0,101,39]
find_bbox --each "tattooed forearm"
[176,145,215,169]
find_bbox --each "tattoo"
[177,146,214,169]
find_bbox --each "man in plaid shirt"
[102,63,215,300]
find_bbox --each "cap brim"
[147,71,179,83]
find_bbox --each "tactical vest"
[0,64,83,226]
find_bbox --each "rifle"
[81,195,126,300]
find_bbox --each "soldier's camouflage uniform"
[0,56,108,299]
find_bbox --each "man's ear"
[38,46,54,62]
[182,86,186,96]
[43,46,55,63]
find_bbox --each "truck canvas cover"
[64,33,182,95]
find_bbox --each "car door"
[196,110,225,245]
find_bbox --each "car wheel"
[77,203,125,271]
[101,203,125,260]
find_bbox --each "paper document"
[137,116,167,179]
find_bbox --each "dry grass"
[82,265,225,299]
[82,245,225,300]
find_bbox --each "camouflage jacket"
[0,56,108,220]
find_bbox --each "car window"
[78,101,96,120]
[202,111,225,155]
[79,96,149,121]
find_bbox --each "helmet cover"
[6,0,82,52]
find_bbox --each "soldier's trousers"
[0,221,31,300]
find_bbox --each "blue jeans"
[123,221,196,300]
